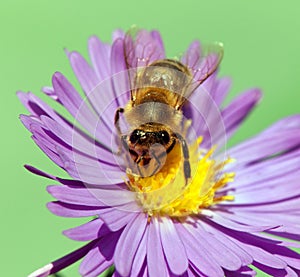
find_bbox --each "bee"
[114,29,223,184]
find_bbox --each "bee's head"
[126,124,175,175]
[129,128,170,146]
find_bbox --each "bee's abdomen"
[137,59,191,93]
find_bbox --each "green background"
[1,1,299,276]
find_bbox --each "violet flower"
[20,29,300,277]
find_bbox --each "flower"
[19,29,300,277]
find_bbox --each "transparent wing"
[123,27,165,102]
[180,40,224,98]
[124,26,165,68]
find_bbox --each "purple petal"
[112,29,125,41]
[110,37,128,108]
[237,242,286,269]
[201,221,253,265]
[41,86,61,103]
[261,114,300,134]
[56,148,125,185]
[226,129,300,166]
[19,94,114,156]
[253,262,296,277]
[19,114,41,131]
[275,253,300,270]
[79,248,112,277]
[220,209,300,230]
[223,147,300,191]
[32,135,64,168]
[213,76,232,107]
[63,218,108,241]
[193,88,261,149]
[238,234,300,270]
[208,224,288,269]
[41,115,116,163]
[147,217,168,277]
[29,240,97,277]
[47,185,103,207]
[187,267,203,277]
[225,266,256,276]
[227,175,300,205]
[68,51,99,95]
[74,71,121,141]
[68,51,118,138]
[47,201,104,217]
[185,85,228,148]
[150,30,165,55]
[201,210,277,232]
[28,264,53,277]
[30,125,123,182]
[52,72,109,137]
[24,164,89,189]
[114,213,148,276]
[222,197,300,213]
[24,164,57,180]
[159,217,188,275]
[48,184,136,209]
[181,40,201,69]
[99,207,140,231]
[17,92,66,125]
[88,35,111,82]
[268,229,300,242]
[79,231,121,277]
[218,88,262,140]
[131,225,148,276]
[176,222,224,277]
[215,210,288,231]
[184,222,242,271]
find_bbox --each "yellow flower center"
[126,137,235,218]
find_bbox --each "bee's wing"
[179,41,224,102]
[123,27,165,102]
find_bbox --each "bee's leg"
[121,135,129,150]
[136,156,145,177]
[175,133,191,185]
[114,108,125,154]
[149,150,162,176]
[114,107,124,136]
[137,164,144,178]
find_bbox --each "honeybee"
[114,29,223,184]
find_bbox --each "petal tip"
[46,185,55,194]
[251,87,263,100]
[28,263,53,277]
[64,47,71,57]
[52,71,64,84]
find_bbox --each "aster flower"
[19,29,300,277]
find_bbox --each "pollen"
[126,137,235,218]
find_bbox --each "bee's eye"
[130,129,141,143]
[158,130,170,144]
